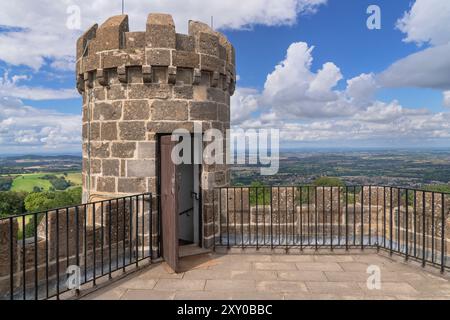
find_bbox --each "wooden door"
[160,135,179,273]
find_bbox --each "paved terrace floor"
[83,251,450,300]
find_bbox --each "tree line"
[0,187,82,219]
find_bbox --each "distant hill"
[0,155,82,175]
[4,154,82,161]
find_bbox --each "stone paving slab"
[83,252,450,300]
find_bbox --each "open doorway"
[176,162,201,247]
[159,134,202,272]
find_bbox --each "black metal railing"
[0,193,159,300]
[213,186,449,273]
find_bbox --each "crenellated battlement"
[76,14,236,95]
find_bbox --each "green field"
[66,172,82,185]
[6,172,82,192]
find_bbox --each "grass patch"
[7,172,82,193]
[11,174,53,192]
[65,172,82,185]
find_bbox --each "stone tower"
[76,13,235,247]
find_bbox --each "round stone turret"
[77,13,236,206]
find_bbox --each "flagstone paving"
[83,252,450,300]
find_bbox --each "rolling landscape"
[0,155,82,192]
[232,149,450,190]
[1,149,449,195]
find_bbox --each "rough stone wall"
[0,219,19,297]
[77,13,235,247]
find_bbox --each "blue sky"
[0,0,449,154]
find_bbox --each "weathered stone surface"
[97,177,116,193]
[218,44,227,60]
[83,55,100,72]
[201,54,225,73]
[207,88,227,103]
[94,102,122,120]
[211,71,219,87]
[101,122,118,141]
[198,32,220,56]
[90,159,102,174]
[189,101,217,120]
[128,66,143,84]
[94,87,106,100]
[125,31,145,49]
[123,100,150,120]
[93,15,128,52]
[176,33,195,51]
[188,20,215,37]
[119,121,146,140]
[172,51,199,68]
[96,69,107,87]
[147,121,194,133]
[118,66,127,83]
[128,84,171,99]
[76,24,98,61]
[214,171,227,186]
[118,178,147,193]
[146,49,171,66]
[173,85,194,99]
[217,104,230,122]
[102,49,145,69]
[168,66,177,84]
[107,85,127,100]
[91,142,110,158]
[142,65,152,83]
[90,122,101,140]
[103,159,120,176]
[127,160,155,177]
[151,100,188,121]
[120,159,126,176]
[200,71,211,86]
[138,142,156,159]
[176,69,193,85]
[111,142,136,158]
[146,14,176,49]
[152,67,168,84]
[193,86,207,101]
[0,219,18,277]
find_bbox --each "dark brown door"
[160,135,179,273]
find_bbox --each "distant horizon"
[1,146,449,158]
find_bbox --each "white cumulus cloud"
[0,97,81,153]
[0,0,327,71]
[0,72,78,100]
[261,42,355,119]
[396,0,450,46]
[444,91,450,108]
[232,40,450,146]
[379,0,450,98]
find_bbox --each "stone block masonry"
[77,13,236,248]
